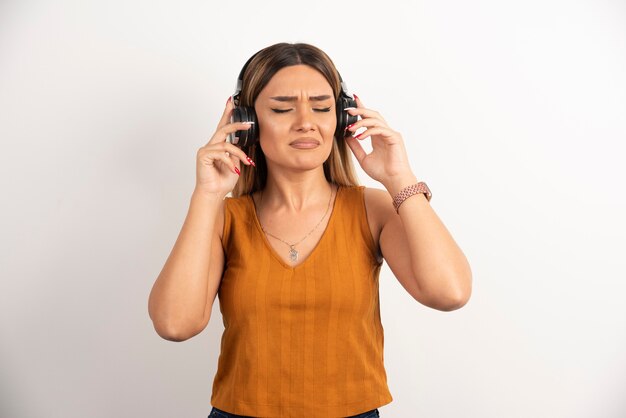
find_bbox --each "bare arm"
[148,190,225,341]
[345,96,472,311]
[148,96,254,341]
[370,180,472,311]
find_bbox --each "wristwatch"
[392,182,432,213]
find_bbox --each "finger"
[200,148,241,175]
[200,141,255,167]
[216,96,235,130]
[354,95,389,125]
[222,142,255,167]
[345,107,388,125]
[346,118,387,134]
[354,93,363,107]
[345,135,367,163]
[352,127,394,142]
[219,121,255,136]
[346,96,388,125]
[206,121,254,146]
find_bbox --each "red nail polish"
[347,123,355,130]
[234,167,240,175]
[355,133,362,140]
[353,94,359,100]
[246,157,256,167]
[227,96,232,104]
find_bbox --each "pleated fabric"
[210,185,393,418]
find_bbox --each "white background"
[1,0,625,417]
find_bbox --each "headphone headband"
[233,51,352,101]
[233,53,257,99]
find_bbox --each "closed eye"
[271,107,332,114]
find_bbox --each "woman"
[148,42,472,418]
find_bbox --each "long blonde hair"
[231,43,359,198]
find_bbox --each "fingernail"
[354,133,363,140]
[242,121,255,124]
[227,96,232,104]
[246,157,256,167]
[353,94,359,100]
[347,123,356,130]
[344,107,356,111]
[234,167,240,175]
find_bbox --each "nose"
[294,105,314,132]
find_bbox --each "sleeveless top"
[211,185,393,417]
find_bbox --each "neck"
[261,166,333,213]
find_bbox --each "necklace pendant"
[289,247,299,262]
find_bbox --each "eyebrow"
[269,95,333,102]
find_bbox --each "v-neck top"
[211,185,393,417]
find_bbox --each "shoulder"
[338,185,393,223]
[363,187,395,230]
[219,194,251,240]
[362,186,391,202]
[339,186,394,249]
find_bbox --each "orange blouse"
[211,185,393,417]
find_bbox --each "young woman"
[148,42,472,418]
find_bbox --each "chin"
[295,146,332,165]
[263,143,332,172]
[286,155,327,172]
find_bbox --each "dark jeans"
[208,406,380,418]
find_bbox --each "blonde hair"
[231,43,359,198]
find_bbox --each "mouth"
[289,138,320,149]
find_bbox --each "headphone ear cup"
[335,96,358,139]
[231,106,258,150]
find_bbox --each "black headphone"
[228,52,358,150]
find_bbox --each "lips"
[289,138,320,146]
[289,138,320,149]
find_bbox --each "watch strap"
[392,182,432,213]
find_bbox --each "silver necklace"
[258,186,334,263]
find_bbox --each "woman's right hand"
[195,97,255,197]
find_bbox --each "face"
[254,64,337,172]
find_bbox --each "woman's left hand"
[344,95,416,189]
